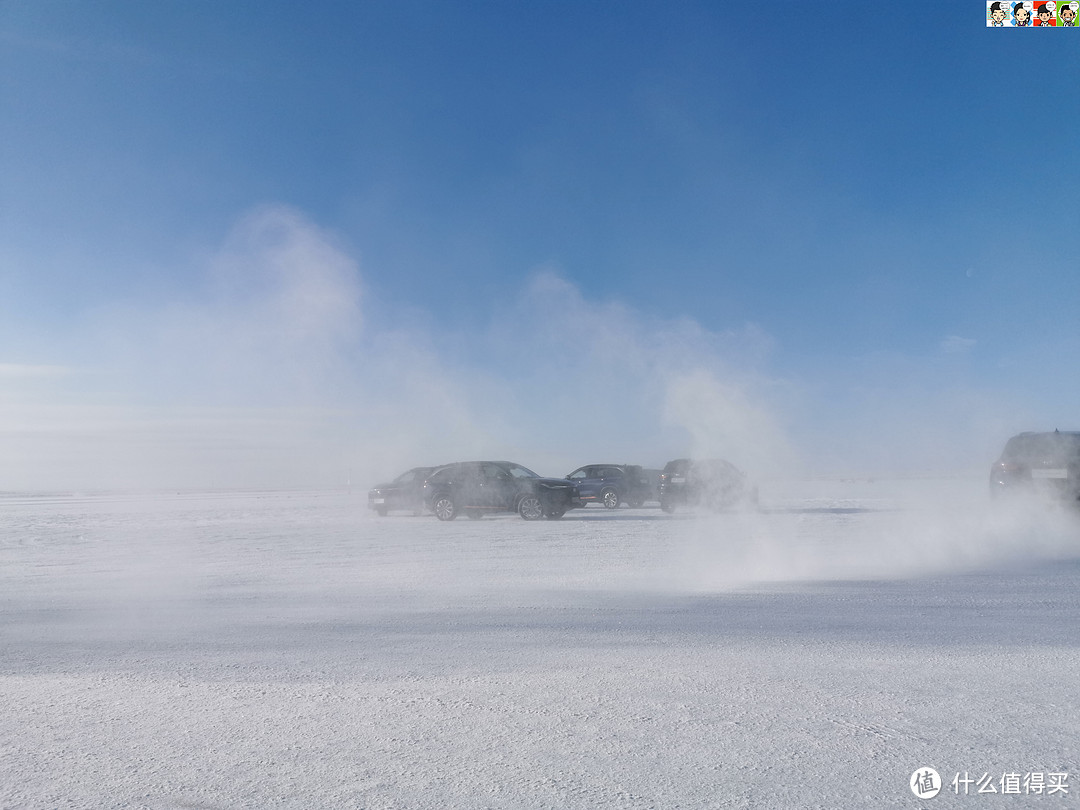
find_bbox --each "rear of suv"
[658,458,757,513]
[990,431,1080,503]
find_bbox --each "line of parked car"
[368,429,1080,521]
[367,458,758,520]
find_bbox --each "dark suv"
[368,466,439,516]
[990,431,1080,503]
[659,458,756,513]
[565,464,652,508]
[422,461,581,521]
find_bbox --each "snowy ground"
[2,476,1078,809]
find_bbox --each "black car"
[422,461,581,521]
[565,464,652,508]
[658,458,756,513]
[368,466,439,516]
[990,431,1080,503]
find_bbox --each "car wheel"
[660,500,676,514]
[627,498,644,508]
[376,507,389,517]
[544,507,566,520]
[432,495,457,521]
[601,487,620,509]
[518,495,544,520]
[465,509,483,520]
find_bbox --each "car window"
[568,468,588,480]
[427,466,452,483]
[481,463,509,480]
[601,467,622,478]
[507,464,539,479]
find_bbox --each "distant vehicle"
[990,431,1080,503]
[422,461,581,521]
[565,464,652,508]
[368,466,439,516]
[658,458,757,513]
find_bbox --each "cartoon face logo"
[990,0,1010,22]
[1036,1,1055,22]
[1061,2,1077,23]
[1014,1,1033,22]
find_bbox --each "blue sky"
[2,2,1078,489]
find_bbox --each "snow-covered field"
[2,476,1078,809]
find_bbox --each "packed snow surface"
[2,476,1078,808]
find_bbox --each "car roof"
[1002,431,1080,455]
[440,460,524,469]
[1009,430,1080,438]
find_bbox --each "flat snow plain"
[2,476,1078,809]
